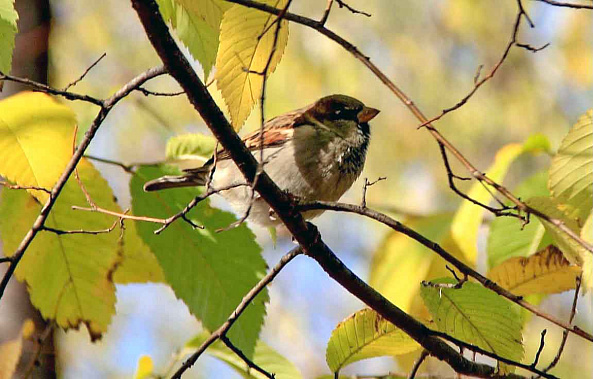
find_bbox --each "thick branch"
[131,2,538,377]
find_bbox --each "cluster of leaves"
[325,110,592,375]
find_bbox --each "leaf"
[526,196,592,289]
[114,218,165,284]
[185,331,302,379]
[130,165,268,358]
[0,160,121,340]
[369,213,455,312]
[215,0,289,128]
[549,109,593,219]
[166,132,217,161]
[487,172,553,269]
[157,0,227,77]
[488,245,581,296]
[451,143,524,264]
[421,279,524,373]
[0,320,34,379]
[0,92,76,203]
[133,355,154,379]
[325,308,419,372]
[0,0,18,79]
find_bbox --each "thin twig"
[408,350,429,379]
[136,87,185,97]
[0,257,12,264]
[536,275,582,377]
[319,0,334,25]
[172,247,303,378]
[0,71,104,106]
[335,0,371,17]
[42,216,121,236]
[533,0,593,9]
[63,52,107,91]
[84,154,137,173]
[0,181,52,195]
[221,336,274,378]
[296,200,593,343]
[531,329,547,368]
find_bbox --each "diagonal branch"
[223,0,593,255]
[0,66,167,301]
[131,2,544,377]
[297,200,593,343]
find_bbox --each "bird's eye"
[334,110,342,116]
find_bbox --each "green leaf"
[325,308,419,372]
[451,143,524,264]
[0,92,77,203]
[526,196,592,289]
[0,0,18,77]
[166,132,217,161]
[215,0,289,129]
[186,331,302,379]
[549,109,593,219]
[0,160,121,340]
[157,0,227,78]
[488,245,581,296]
[487,172,553,269]
[130,165,268,358]
[420,279,524,372]
[522,133,551,154]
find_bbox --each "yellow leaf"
[451,143,523,264]
[133,355,154,379]
[0,92,76,203]
[488,245,581,296]
[0,320,34,379]
[215,0,289,129]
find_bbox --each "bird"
[144,94,380,226]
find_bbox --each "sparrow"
[144,94,380,226]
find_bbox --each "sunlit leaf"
[157,0,227,77]
[0,0,18,79]
[0,92,76,203]
[549,109,593,219]
[166,132,217,161]
[325,308,419,372]
[215,0,289,129]
[133,355,154,379]
[186,331,302,379]
[487,172,553,269]
[451,143,524,264]
[488,245,581,296]
[0,160,121,340]
[130,165,268,358]
[421,279,523,373]
[0,319,34,379]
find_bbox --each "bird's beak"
[357,106,380,123]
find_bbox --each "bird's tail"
[143,166,210,191]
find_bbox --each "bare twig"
[536,275,582,377]
[42,216,121,236]
[516,42,551,53]
[533,0,593,9]
[531,329,547,368]
[1,181,52,195]
[221,336,274,378]
[135,87,185,97]
[0,71,104,106]
[408,350,429,379]
[0,257,12,264]
[320,0,334,25]
[335,0,371,17]
[173,247,302,378]
[84,154,137,173]
[0,66,167,301]
[63,52,107,91]
[361,177,386,208]
[297,199,593,343]
[223,0,593,254]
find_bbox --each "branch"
[223,0,593,255]
[408,350,429,379]
[0,72,104,106]
[131,1,534,377]
[173,247,302,378]
[0,66,167,301]
[533,0,593,9]
[221,336,274,378]
[63,52,107,91]
[297,200,593,343]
